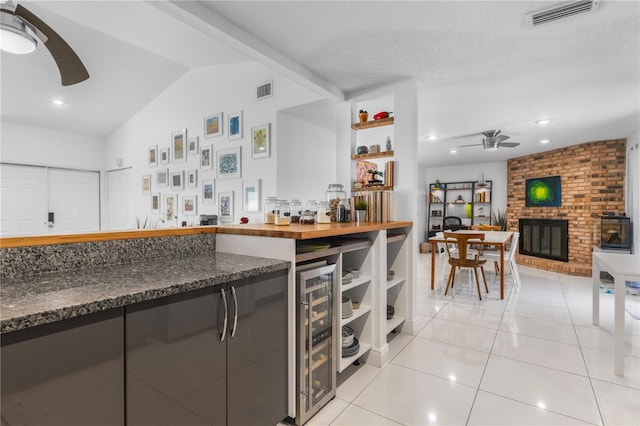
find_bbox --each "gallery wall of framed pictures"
[141,109,271,225]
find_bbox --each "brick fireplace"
[507,139,626,276]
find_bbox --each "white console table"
[592,252,640,376]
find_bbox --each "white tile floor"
[302,253,640,425]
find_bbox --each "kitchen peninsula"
[1,221,414,425]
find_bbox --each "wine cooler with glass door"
[296,262,337,425]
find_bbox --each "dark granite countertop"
[1,252,289,334]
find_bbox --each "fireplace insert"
[519,218,569,262]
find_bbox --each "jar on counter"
[274,200,291,225]
[326,184,347,222]
[337,198,352,222]
[316,201,332,223]
[289,199,302,223]
[305,200,317,220]
[300,210,315,224]
[265,196,277,224]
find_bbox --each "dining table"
[429,230,514,299]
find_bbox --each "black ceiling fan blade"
[500,142,520,148]
[495,134,510,143]
[451,132,483,140]
[457,143,483,148]
[15,4,89,86]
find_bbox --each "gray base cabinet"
[126,270,288,426]
[1,310,125,426]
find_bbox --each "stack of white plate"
[342,337,360,358]
[342,296,353,319]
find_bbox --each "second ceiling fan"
[457,130,520,152]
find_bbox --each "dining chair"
[443,232,489,300]
[482,232,521,292]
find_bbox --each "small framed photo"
[170,171,184,190]
[187,137,199,156]
[148,145,158,167]
[156,168,169,187]
[228,111,242,141]
[142,174,151,195]
[200,144,213,170]
[151,192,161,213]
[187,169,197,188]
[182,195,197,216]
[204,112,223,138]
[164,194,178,220]
[251,124,270,159]
[172,129,187,163]
[242,179,260,212]
[202,179,215,205]
[218,191,234,222]
[159,148,170,165]
[217,146,241,179]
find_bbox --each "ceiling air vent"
[256,80,273,100]
[525,0,600,27]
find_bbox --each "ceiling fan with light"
[457,130,520,152]
[0,0,89,86]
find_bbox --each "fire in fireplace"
[519,219,569,262]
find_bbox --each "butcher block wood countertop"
[214,221,413,239]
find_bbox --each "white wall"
[105,61,321,227]
[420,161,508,239]
[0,122,105,170]
[277,99,338,201]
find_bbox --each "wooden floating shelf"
[352,186,393,192]
[351,150,394,160]
[351,117,394,130]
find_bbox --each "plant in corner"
[492,208,507,231]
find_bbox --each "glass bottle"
[326,184,347,222]
[264,196,277,224]
[305,200,317,221]
[337,198,352,222]
[316,201,332,223]
[289,199,302,223]
[275,200,291,225]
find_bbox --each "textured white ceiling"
[1,0,638,167]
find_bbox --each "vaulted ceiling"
[1,1,638,167]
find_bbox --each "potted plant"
[366,169,384,185]
[492,208,507,231]
[355,199,367,223]
[358,109,368,123]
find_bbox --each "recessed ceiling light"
[540,139,550,144]
[52,98,66,106]
[449,148,457,154]
[426,134,439,141]
[537,402,546,409]
[535,119,552,125]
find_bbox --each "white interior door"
[0,164,48,236]
[48,168,100,234]
[107,168,133,230]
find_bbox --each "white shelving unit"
[386,232,408,341]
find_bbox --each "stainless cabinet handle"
[307,291,313,401]
[230,285,238,338]
[220,288,228,342]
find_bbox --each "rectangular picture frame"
[142,174,151,195]
[156,168,169,187]
[200,144,213,170]
[151,192,161,213]
[204,112,223,138]
[251,123,270,159]
[228,111,242,141]
[182,195,197,216]
[187,136,199,156]
[159,148,170,165]
[164,194,178,220]
[202,179,215,205]
[242,179,260,212]
[172,128,187,163]
[187,169,197,188]
[148,145,158,167]
[217,146,241,180]
[218,191,234,222]
[170,170,184,190]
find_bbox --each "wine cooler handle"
[220,288,228,342]
[230,285,238,338]
[307,291,313,400]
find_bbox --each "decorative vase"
[359,112,368,123]
[356,210,367,223]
